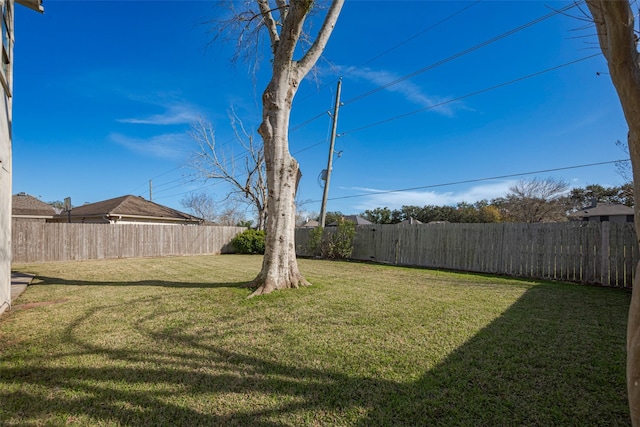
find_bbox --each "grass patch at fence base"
[1,255,631,426]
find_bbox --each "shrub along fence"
[12,220,245,263]
[296,222,639,288]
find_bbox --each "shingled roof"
[12,193,56,218]
[54,195,202,224]
[326,215,373,226]
[569,203,634,219]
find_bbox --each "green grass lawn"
[1,255,632,426]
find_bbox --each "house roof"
[569,203,634,218]
[327,215,373,226]
[58,195,202,223]
[299,219,319,228]
[399,217,423,225]
[16,0,44,13]
[12,193,55,217]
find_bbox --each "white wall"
[0,0,15,315]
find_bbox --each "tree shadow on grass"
[30,275,246,289]
[0,284,631,426]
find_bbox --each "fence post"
[601,221,611,286]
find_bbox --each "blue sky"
[12,0,630,220]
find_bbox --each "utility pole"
[319,79,342,227]
[149,180,153,201]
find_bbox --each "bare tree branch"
[187,114,268,230]
[271,0,313,70]
[180,192,217,222]
[203,1,268,74]
[275,0,288,22]
[257,0,281,53]
[297,0,344,75]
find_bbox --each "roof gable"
[61,195,201,222]
[327,215,373,226]
[12,193,55,217]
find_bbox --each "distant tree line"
[357,179,633,224]
[175,179,633,227]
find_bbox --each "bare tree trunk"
[250,70,310,296]
[586,1,640,424]
[256,203,267,232]
[630,130,640,425]
[242,0,343,296]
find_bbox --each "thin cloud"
[348,181,515,211]
[109,132,190,159]
[118,103,201,125]
[338,65,459,116]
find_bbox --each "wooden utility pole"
[149,180,153,201]
[319,79,342,227]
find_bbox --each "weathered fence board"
[20,220,637,288]
[296,222,638,288]
[12,220,244,263]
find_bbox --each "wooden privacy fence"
[296,222,639,288]
[12,220,245,263]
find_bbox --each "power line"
[341,53,600,136]
[130,119,259,195]
[291,1,483,127]
[290,1,579,135]
[145,52,599,202]
[130,2,587,202]
[128,165,185,194]
[290,110,330,133]
[153,180,222,202]
[287,49,600,166]
[139,175,202,198]
[131,1,579,192]
[342,1,581,107]
[152,135,333,201]
[150,173,199,190]
[302,159,629,204]
[357,1,482,70]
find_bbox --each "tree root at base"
[246,274,311,298]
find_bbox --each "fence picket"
[295,221,639,288]
[12,220,243,263]
[14,220,640,289]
